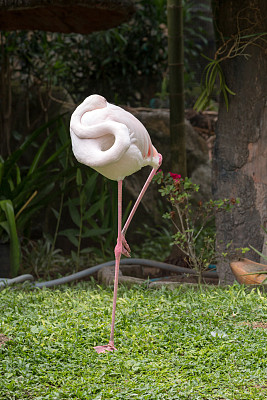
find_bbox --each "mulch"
[0,333,10,347]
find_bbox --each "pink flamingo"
[70,94,162,353]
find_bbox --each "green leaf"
[0,200,20,276]
[4,116,63,179]
[82,227,110,238]
[51,208,59,219]
[59,229,79,247]
[27,133,54,176]
[84,200,103,220]
[83,172,98,203]
[76,168,82,187]
[68,201,81,227]
[15,164,21,185]
[43,140,69,166]
[225,84,236,96]
[249,244,267,262]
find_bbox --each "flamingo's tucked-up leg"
[94,180,123,353]
[121,154,163,253]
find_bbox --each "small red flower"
[169,172,181,181]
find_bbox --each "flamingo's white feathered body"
[70,94,160,181]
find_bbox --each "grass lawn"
[0,282,266,399]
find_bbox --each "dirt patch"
[0,333,10,347]
[239,321,267,329]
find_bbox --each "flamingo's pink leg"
[94,180,123,353]
[121,154,162,255]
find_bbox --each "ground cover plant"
[0,283,266,399]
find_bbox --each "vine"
[194,6,267,111]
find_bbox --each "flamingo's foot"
[115,234,131,258]
[94,341,118,354]
[122,234,131,257]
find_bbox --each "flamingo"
[70,94,162,353]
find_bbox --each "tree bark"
[0,35,12,158]
[167,0,187,177]
[212,0,267,284]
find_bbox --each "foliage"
[182,1,211,89]
[0,116,69,238]
[155,171,239,282]
[0,0,212,106]
[0,116,70,276]
[58,169,113,267]
[0,200,20,277]
[194,4,267,112]
[44,119,124,266]
[194,55,236,112]
[21,234,98,280]
[246,226,267,284]
[131,223,172,261]
[0,31,69,92]
[21,234,72,279]
[0,114,129,276]
[0,284,266,399]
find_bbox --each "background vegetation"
[0,0,214,277]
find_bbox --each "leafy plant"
[182,1,211,89]
[56,172,133,267]
[194,55,236,111]
[131,223,172,261]
[59,169,111,269]
[0,200,20,276]
[1,1,212,107]
[194,11,267,112]
[21,234,98,279]
[155,171,239,282]
[245,226,267,284]
[21,234,69,279]
[0,116,70,276]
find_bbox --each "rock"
[191,163,212,202]
[127,107,210,175]
[122,107,212,231]
[97,266,145,287]
[120,264,161,279]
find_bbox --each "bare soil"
[0,333,10,347]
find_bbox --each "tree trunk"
[0,34,12,158]
[212,0,267,284]
[167,0,187,177]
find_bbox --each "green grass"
[0,283,266,399]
